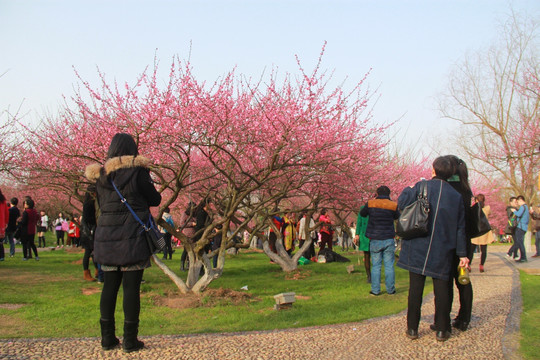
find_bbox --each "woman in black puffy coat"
[85,133,161,353]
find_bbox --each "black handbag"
[470,203,491,238]
[111,180,166,254]
[396,180,430,240]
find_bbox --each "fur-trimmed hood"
[85,156,151,182]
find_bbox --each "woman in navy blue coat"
[397,156,469,342]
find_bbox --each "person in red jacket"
[19,198,40,260]
[0,188,9,261]
[68,216,81,247]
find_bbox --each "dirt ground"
[154,287,259,309]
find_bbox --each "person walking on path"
[86,133,161,353]
[360,186,399,296]
[512,195,530,263]
[0,189,9,261]
[398,156,469,342]
[530,204,540,258]
[354,205,371,283]
[471,194,495,272]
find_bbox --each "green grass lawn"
[520,270,540,360]
[0,235,416,338]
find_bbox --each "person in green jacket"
[354,206,371,283]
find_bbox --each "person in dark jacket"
[446,155,474,332]
[6,198,20,258]
[85,133,161,353]
[19,198,40,260]
[398,156,469,342]
[360,186,399,295]
[80,185,99,282]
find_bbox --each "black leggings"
[82,247,96,270]
[56,230,64,246]
[474,245,487,265]
[100,269,144,322]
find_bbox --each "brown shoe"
[83,269,96,281]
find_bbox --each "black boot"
[100,318,120,350]
[123,320,144,353]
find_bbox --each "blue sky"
[1,1,539,150]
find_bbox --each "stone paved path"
[0,250,534,360]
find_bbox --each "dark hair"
[476,194,485,207]
[445,155,471,194]
[195,197,210,212]
[376,186,391,196]
[25,198,35,209]
[10,197,18,206]
[509,196,517,202]
[185,201,196,216]
[320,208,327,215]
[517,195,526,202]
[0,189,5,202]
[164,207,170,213]
[107,133,138,159]
[432,156,455,180]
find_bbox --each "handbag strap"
[418,180,428,200]
[110,180,150,231]
[420,180,427,199]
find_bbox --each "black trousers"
[162,233,173,259]
[100,269,144,322]
[407,271,451,332]
[22,234,38,259]
[269,232,278,253]
[450,253,473,323]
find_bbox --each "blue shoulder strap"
[110,180,150,231]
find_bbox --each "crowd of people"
[2,131,539,351]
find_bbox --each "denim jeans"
[369,238,395,294]
[6,231,15,256]
[514,228,527,261]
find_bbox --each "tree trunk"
[261,234,298,272]
[151,255,190,294]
